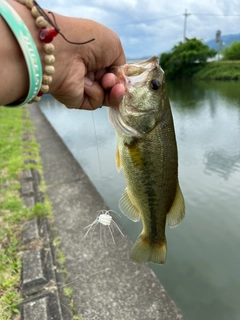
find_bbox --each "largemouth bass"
[108,56,185,264]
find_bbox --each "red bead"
[37,91,44,97]
[39,28,58,43]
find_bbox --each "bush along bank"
[159,38,240,81]
[192,60,240,81]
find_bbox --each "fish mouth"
[111,55,160,88]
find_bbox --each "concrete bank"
[28,104,184,320]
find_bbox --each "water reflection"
[39,80,240,320]
[167,81,240,107]
[204,149,240,180]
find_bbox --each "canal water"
[39,80,240,320]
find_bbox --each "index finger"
[112,51,126,67]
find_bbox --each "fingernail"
[84,77,93,86]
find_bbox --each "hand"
[1,1,126,109]
[84,71,126,110]
[48,17,126,110]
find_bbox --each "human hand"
[49,17,126,110]
[1,1,126,109]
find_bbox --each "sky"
[40,0,240,59]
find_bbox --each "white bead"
[44,44,55,54]
[40,84,49,93]
[45,65,55,75]
[17,0,26,4]
[31,6,41,18]
[44,54,55,65]
[36,16,48,29]
[42,75,52,85]
[26,0,34,9]
[32,96,41,102]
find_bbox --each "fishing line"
[58,267,112,288]
[16,114,120,309]
[89,112,124,246]
[17,267,112,306]
[91,112,103,181]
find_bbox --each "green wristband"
[0,0,42,106]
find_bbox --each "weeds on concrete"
[0,107,50,319]
[0,106,86,320]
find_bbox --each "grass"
[0,106,50,319]
[0,106,85,320]
[193,60,240,80]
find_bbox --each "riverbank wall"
[24,103,184,320]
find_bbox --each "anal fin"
[118,188,140,222]
[167,183,185,228]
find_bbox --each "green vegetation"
[0,106,50,319]
[160,38,216,80]
[222,41,240,60]
[160,38,240,81]
[0,106,84,320]
[193,60,240,80]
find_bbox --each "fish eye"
[150,79,161,90]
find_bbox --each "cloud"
[40,0,240,58]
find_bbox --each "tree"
[222,41,240,60]
[160,38,217,80]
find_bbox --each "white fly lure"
[84,210,124,246]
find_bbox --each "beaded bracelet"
[23,0,95,103]
[2,0,95,106]
[17,0,58,104]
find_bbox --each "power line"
[191,13,240,16]
[182,10,240,41]
[123,39,174,47]
[110,12,240,28]
[110,14,182,27]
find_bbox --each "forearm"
[0,1,30,105]
[0,0,76,105]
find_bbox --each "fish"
[108,55,185,264]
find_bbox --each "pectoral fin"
[108,108,142,137]
[167,183,185,227]
[119,189,140,222]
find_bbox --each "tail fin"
[130,235,167,264]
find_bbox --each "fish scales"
[109,56,185,264]
[118,120,177,239]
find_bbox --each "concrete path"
[28,104,184,320]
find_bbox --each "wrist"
[6,0,86,100]
[8,0,57,103]
[3,0,68,104]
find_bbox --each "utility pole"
[215,30,222,60]
[183,9,191,42]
